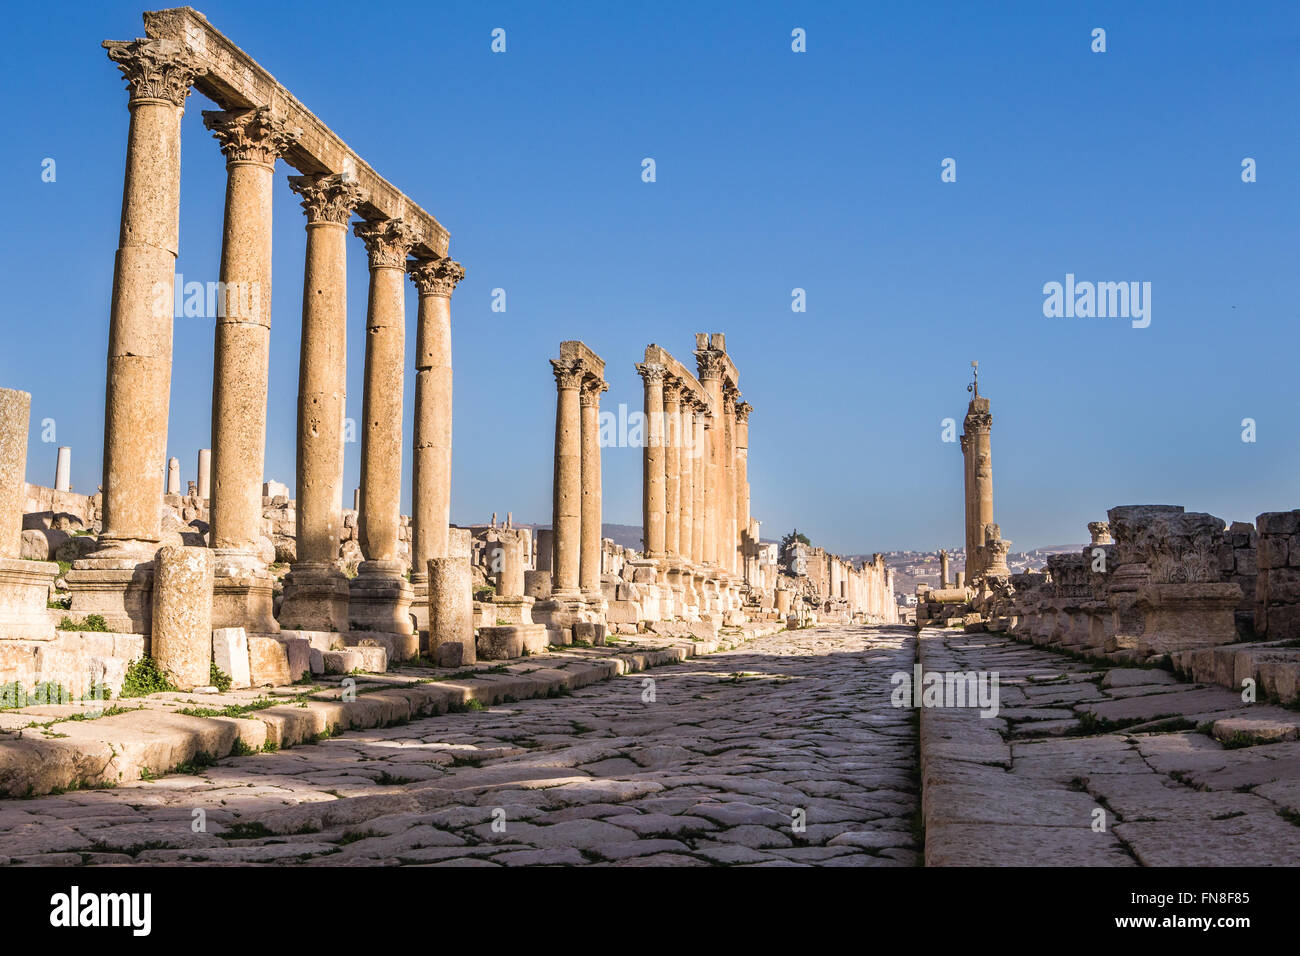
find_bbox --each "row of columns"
[547,344,607,609]
[72,37,464,649]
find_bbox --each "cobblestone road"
[0,625,920,866]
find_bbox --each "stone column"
[203,107,298,634]
[636,362,667,559]
[349,218,422,653]
[0,389,57,641]
[962,393,993,580]
[54,447,71,493]
[721,386,739,577]
[696,352,724,568]
[197,448,211,500]
[940,550,950,588]
[166,457,180,495]
[662,377,682,559]
[279,173,367,633]
[579,374,607,601]
[691,401,707,565]
[151,545,213,691]
[679,400,695,563]
[69,39,204,633]
[407,256,464,635]
[550,359,584,597]
[428,528,474,666]
[735,400,751,580]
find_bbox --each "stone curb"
[0,623,781,798]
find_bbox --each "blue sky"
[3,1,1298,554]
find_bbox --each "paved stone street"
[922,631,1300,866]
[0,625,920,866]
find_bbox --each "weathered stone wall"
[1255,511,1300,641]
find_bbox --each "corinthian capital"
[203,107,300,166]
[354,218,423,270]
[735,401,752,424]
[662,376,684,404]
[408,257,467,297]
[288,173,368,225]
[579,376,609,407]
[103,38,206,108]
[696,351,724,382]
[635,362,667,386]
[551,359,585,390]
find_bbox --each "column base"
[348,560,415,640]
[66,544,156,635]
[212,549,279,634]
[410,571,430,637]
[534,594,600,643]
[278,562,350,633]
[0,557,60,641]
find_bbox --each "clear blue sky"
[3,1,1298,554]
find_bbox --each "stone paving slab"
[0,624,920,866]
[920,630,1300,866]
[0,624,782,798]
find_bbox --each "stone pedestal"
[1136,582,1243,657]
[428,528,473,664]
[349,560,415,656]
[279,563,350,633]
[152,545,213,690]
[211,549,279,635]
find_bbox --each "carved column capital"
[550,359,585,390]
[735,401,752,423]
[288,173,368,225]
[662,376,683,404]
[103,37,206,108]
[635,362,667,385]
[695,351,724,382]
[203,107,300,167]
[579,376,609,407]
[353,218,423,270]
[408,257,467,297]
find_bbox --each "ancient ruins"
[0,8,1296,878]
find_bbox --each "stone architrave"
[203,106,299,635]
[68,39,205,634]
[279,173,368,633]
[151,545,214,690]
[349,218,422,657]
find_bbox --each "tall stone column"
[691,401,707,565]
[203,107,298,635]
[550,359,585,597]
[962,390,994,580]
[636,362,667,559]
[579,375,607,601]
[696,353,724,568]
[68,39,204,634]
[349,218,422,654]
[735,400,751,581]
[721,386,741,577]
[408,256,465,629]
[679,401,694,564]
[279,173,367,633]
[662,377,682,559]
